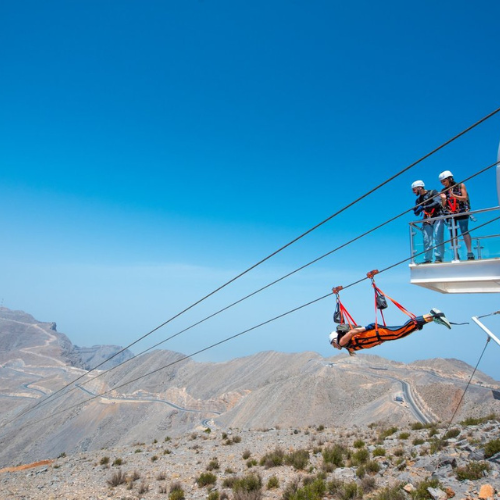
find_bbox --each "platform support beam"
[472,316,500,348]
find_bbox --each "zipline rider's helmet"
[411,180,425,190]
[439,170,454,182]
[329,331,338,345]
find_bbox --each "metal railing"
[409,206,500,264]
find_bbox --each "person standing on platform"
[411,180,445,263]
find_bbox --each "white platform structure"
[409,143,500,294]
[410,258,500,293]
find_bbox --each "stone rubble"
[1,420,499,499]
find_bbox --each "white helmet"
[411,180,425,189]
[329,331,338,344]
[439,170,453,181]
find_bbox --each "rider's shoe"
[430,308,452,329]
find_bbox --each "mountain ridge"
[0,307,499,468]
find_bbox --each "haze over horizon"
[1,1,500,380]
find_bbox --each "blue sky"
[1,1,500,381]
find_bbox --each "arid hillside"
[1,307,499,471]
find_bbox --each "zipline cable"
[22,107,500,381]
[4,160,500,425]
[441,336,491,435]
[5,214,499,435]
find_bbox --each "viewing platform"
[409,207,500,293]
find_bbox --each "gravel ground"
[1,420,499,500]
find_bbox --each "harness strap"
[373,283,417,320]
[447,196,458,213]
[423,207,435,219]
[336,295,357,328]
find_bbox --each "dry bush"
[107,469,127,487]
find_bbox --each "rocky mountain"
[0,307,499,474]
[0,306,134,370]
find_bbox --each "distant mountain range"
[0,306,499,468]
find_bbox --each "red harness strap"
[447,196,458,213]
[367,270,417,332]
[332,286,357,328]
[336,296,357,328]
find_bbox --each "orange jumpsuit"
[343,317,427,354]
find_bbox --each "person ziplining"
[329,271,451,356]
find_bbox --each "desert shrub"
[356,465,366,479]
[100,456,110,465]
[130,470,140,481]
[393,448,405,457]
[232,435,242,443]
[398,432,410,440]
[410,422,424,430]
[207,458,220,471]
[196,472,217,487]
[57,452,66,458]
[444,428,460,439]
[317,425,325,432]
[484,438,500,458]
[427,427,438,438]
[455,461,490,481]
[164,436,171,442]
[138,481,149,494]
[429,438,446,454]
[322,444,348,467]
[372,485,405,500]
[169,489,185,500]
[365,460,381,474]
[207,491,219,500]
[222,476,237,488]
[339,481,361,500]
[285,449,310,470]
[326,478,344,496]
[412,438,425,446]
[461,413,497,426]
[379,427,398,440]
[372,447,386,457]
[204,427,212,434]
[151,455,158,462]
[282,478,300,500]
[164,449,172,455]
[259,447,285,468]
[353,439,365,448]
[169,482,185,500]
[285,478,326,500]
[134,449,142,453]
[267,475,279,489]
[232,473,262,500]
[242,450,251,460]
[410,478,439,499]
[361,476,377,492]
[112,458,123,466]
[107,469,127,487]
[351,448,369,465]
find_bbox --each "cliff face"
[0,306,133,369]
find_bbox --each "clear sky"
[1,1,500,381]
